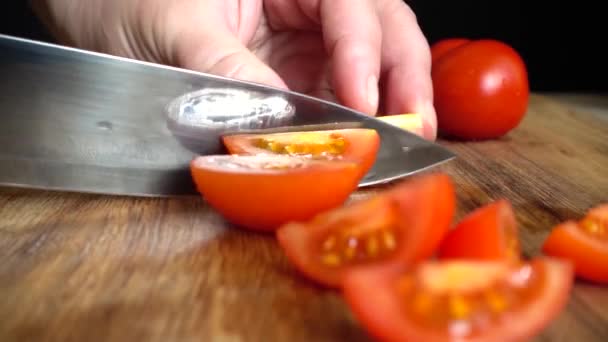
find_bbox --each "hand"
[32,0,437,139]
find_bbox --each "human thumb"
[175,30,287,90]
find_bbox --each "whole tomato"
[431,39,529,140]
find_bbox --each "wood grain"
[1,94,607,342]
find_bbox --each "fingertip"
[366,74,380,115]
[422,105,438,141]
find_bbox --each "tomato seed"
[449,295,471,319]
[321,253,341,267]
[365,236,379,257]
[484,290,508,313]
[382,230,397,250]
[322,236,337,251]
[580,218,608,239]
[253,134,347,157]
[319,229,398,267]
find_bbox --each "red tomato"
[438,199,521,261]
[431,39,529,140]
[221,128,380,178]
[276,172,455,288]
[342,257,574,342]
[430,38,470,65]
[542,203,608,284]
[190,155,363,232]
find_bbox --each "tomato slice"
[221,128,380,178]
[342,257,573,342]
[190,155,363,232]
[276,173,455,288]
[542,203,608,284]
[377,113,424,137]
[438,199,520,262]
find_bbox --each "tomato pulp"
[438,199,521,262]
[222,128,380,178]
[276,172,455,288]
[542,204,608,284]
[190,155,363,232]
[377,113,424,137]
[343,258,574,342]
[431,39,529,140]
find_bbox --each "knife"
[0,34,455,197]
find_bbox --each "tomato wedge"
[438,199,520,262]
[542,203,608,284]
[221,128,380,178]
[377,113,424,137]
[190,155,363,232]
[342,257,573,342]
[276,173,455,288]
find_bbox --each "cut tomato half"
[438,199,521,262]
[342,257,573,342]
[190,155,363,232]
[221,128,380,178]
[276,173,455,288]
[542,203,608,284]
[377,113,424,137]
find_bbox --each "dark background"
[2,1,606,92]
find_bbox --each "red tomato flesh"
[542,204,608,284]
[190,155,363,232]
[276,172,455,288]
[438,199,520,261]
[222,128,380,178]
[343,258,574,342]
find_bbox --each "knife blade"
[0,34,456,197]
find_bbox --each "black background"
[2,1,606,92]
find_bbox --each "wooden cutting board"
[1,94,607,342]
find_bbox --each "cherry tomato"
[222,128,380,178]
[438,199,521,262]
[190,155,363,232]
[431,39,530,140]
[377,113,424,137]
[276,172,455,288]
[342,257,573,342]
[542,203,608,284]
[430,38,470,65]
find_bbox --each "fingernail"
[415,101,438,141]
[423,117,437,141]
[367,75,379,114]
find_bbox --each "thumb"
[175,30,287,90]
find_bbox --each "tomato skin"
[190,155,363,232]
[276,172,455,288]
[438,199,520,261]
[222,128,380,178]
[342,258,574,342]
[542,220,608,284]
[432,39,529,140]
[430,38,470,65]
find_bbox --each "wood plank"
[0,94,607,342]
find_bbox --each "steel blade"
[0,34,456,197]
